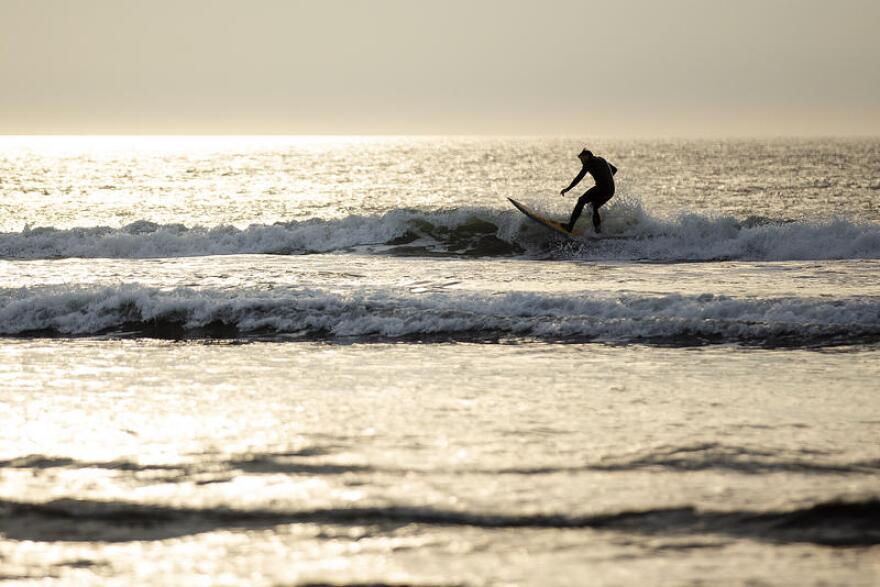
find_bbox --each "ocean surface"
[1,136,879,586]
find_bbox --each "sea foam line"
[1,285,878,344]
[1,203,880,261]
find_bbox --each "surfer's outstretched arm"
[561,167,587,195]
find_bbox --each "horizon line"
[2,133,879,140]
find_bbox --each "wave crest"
[2,285,878,346]
[2,201,880,261]
[2,495,878,546]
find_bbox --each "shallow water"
[1,137,878,585]
[2,340,879,585]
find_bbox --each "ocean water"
[1,136,879,586]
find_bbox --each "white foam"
[2,285,878,344]
[1,208,524,259]
[572,199,880,261]
[2,203,879,262]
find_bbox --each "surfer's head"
[579,149,593,163]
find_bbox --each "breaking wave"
[2,200,879,262]
[2,285,878,346]
[1,208,525,259]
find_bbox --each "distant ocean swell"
[2,285,878,345]
[1,496,877,546]
[2,202,880,261]
[6,441,878,479]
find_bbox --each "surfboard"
[508,197,583,238]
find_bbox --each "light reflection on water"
[2,136,879,232]
[1,339,879,584]
[0,137,878,585]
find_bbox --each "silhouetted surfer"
[560,149,618,233]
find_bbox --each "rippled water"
[1,137,878,585]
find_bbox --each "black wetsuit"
[565,156,618,232]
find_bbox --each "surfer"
[560,149,618,233]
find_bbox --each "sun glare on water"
[0,135,396,156]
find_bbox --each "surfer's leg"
[565,188,598,231]
[590,190,614,233]
[592,206,602,232]
[565,197,588,231]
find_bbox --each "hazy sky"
[1,0,878,136]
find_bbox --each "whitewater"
[3,283,880,345]
[3,200,880,261]
[1,136,878,586]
